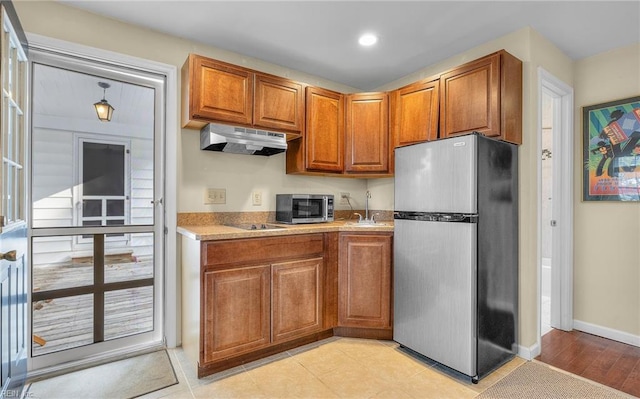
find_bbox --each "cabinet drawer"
[202,234,324,267]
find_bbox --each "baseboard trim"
[573,320,640,347]
[517,342,540,360]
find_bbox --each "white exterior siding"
[32,128,74,229]
[32,117,154,267]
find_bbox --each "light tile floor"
[140,337,526,399]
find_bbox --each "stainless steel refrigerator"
[393,133,518,383]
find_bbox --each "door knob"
[0,250,16,261]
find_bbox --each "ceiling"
[33,63,155,128]
[57,1,640,91]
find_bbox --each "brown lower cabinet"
[272,257,324,343]
[202,265,271,364]
[180,230,393,378]
[337,232,393,339]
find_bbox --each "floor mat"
[27,350,178,399]
[475,361,631,399]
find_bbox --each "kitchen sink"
[345,222,388,227]
[227,223,287,231]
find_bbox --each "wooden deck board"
[32,261,155,356]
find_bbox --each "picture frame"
[583,96,640,201]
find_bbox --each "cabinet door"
[345,93,389,173]
[254,74,304,133]
[272,258,323,342]
[202,265,270,363]
[391,78,439,147]
[305,86,344,172]
[439,53,500,139]
[187,54,253,126]
[338,234,392,328]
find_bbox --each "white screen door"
[29,49,166,371]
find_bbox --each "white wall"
[180,131,368,213]
[573,43,640,339]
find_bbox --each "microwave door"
[294,199,321,218]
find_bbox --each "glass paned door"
[29,50,165,370]
[79,140,128,240]
[0,4,29,397]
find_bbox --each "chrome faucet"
[365,190,371,221]
[353,191,376,224]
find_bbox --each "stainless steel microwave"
[275,194,334,224]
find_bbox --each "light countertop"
[177,220,394,241]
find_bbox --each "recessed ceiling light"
[358,33,378,46]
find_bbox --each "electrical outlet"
[340,192,350,205]
[252,191,262,206]
[204,188,226,204]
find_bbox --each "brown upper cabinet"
[390,78,440,148]
[182,54,304,135]
[253,73,305,132]
[183,50,522,177]
[345,93,390,174]
[304,86,345,173]
[439,50,522,144]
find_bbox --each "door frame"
[25,33,178,366]
[537,68,574,348]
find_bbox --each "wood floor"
[536,328,640,397]
[32,260,154,356]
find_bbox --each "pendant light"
[94,82,115,122]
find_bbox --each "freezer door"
[395,135,477,213]
[393,218,477,377]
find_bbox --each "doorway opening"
[540,92,553,336]
[537,68,574,354]
[28,48,166,373]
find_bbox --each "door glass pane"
[29,55,162,366]
[32,236,94,291]
[83,200,101,217]
[82,142,124,196]
[31,63,155,229]
[106,219,124,237]
[104,286,153,341]
[82,220,100,239]
[104,233,153,283]
[106,199,124,216]
[32,294,94,356]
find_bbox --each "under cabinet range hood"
[200,123,287,156]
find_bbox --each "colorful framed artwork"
[583,96,640,201]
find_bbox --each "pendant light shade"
[94,82,115,122]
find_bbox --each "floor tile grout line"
[169,349,197,398]
[166,339,528,399]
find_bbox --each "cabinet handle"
[0,250,17,261]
